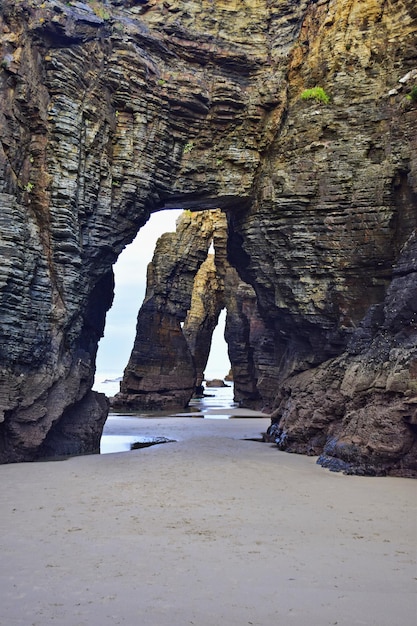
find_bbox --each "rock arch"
[0,0,278,461]
[0,0,416,474]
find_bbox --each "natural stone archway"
[182,254,225,395]
[180,210,230,397]
[0,0,416,474]
[0,0,279,461]
[182,209,261,403]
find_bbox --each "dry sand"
[0,415,416,626]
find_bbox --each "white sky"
[95,209,230,379]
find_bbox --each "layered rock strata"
[183,209,264,406]
[0,0,278,460]
[0,0,415,474]
[225,281,270,408]
[113,210,214,410]
[114,209,261,409]
[267,232,417,476]
[227,0,417,474]
[182,254,225,395]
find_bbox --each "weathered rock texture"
[183,209,264,406]
[183,254,225,394]
[225,280,270,408]
[0,0,416,474]
[226,0,417,475]
[267,232,417,476]
[113,210,214,410]
[114,209,260,409]
[181,211,230,394]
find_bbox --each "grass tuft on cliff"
[300,87,330,104]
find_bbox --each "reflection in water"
[100,383,235,454]
[189,384,235,417]
[100,435,145,454]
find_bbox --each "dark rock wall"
[227,0,417,474]
[0,0,416,474]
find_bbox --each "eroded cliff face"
[226,0,417,474]
[182,208,265,406]
[0,0,416,473]
[182,220,227,395]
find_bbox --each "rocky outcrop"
[182,254,224,394]
[183,209,264,406]
[267,231,417,476]
[113,210,213,410]
[114,209,261,409]
[225,281,272,408]
[0,0,416,474]
[181,210,230,394]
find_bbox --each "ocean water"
[93,372,123,397]
[94,371,236,453]
[93,371,234,405]
[189,384,235,416]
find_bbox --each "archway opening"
[93,209,182,396]
[95,207,235,414]
[95,210,237,451]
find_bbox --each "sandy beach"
[0,414,416,626]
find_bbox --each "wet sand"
[0,415,416,626]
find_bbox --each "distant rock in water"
[205,379,229,388]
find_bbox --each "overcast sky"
[95,209,230,380]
